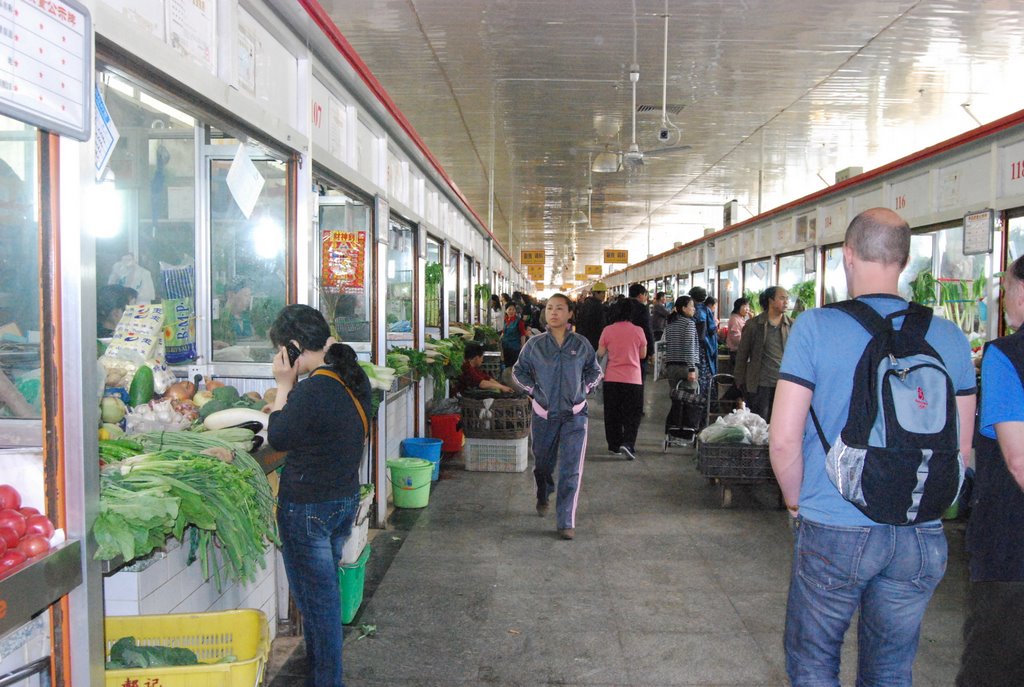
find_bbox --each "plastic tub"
[386,457,433,509]
[338,543,371,624]
[429,413,464,452]
[104,609,269,687]
[401,437,444,481]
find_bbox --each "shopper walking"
[662,295,702,432]
[769,208,976,687]
[725,297,751,366]
[688,286,718,375]
[651,291,671,342]
[596,298,647,460]
[575,281,609,351]
[488,294,504,331]
[267,304,372,687]
[733,286,793,421]
[512,294,603,540]
[957,254,1024,687]
[501,302,529,367]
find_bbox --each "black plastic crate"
[696,442,773,483]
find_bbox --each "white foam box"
[340,518,368,564]
[464,436,529,472]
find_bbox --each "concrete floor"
[265,389,969,686]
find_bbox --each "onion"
[0,549,27,574]
[0,527,18,548]
[17,535,50,558]
[0,484,21,510]
[0,509,26,538]
[25,514,54,539]
[165,381,196,401]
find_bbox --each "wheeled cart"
[663,379,702,451]
[696,441,781,507]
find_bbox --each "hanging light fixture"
[592,146,620,173]
[570,208,589,225]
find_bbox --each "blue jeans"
[784,518,947,687]
[278,494,360,687]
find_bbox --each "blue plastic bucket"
[401,437,444,481]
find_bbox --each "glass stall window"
[901,233,935,304]
[935,226,986,341]
[717,265,739,319]
[386,220,415,346]
[425,236,442,338]
[209,145,288,363]
[742,258,770,312]
[777,252,815,314]
[1008,215,1024,263]
[822,245,847,304]
[462,254,472,325]
[96,73,196,326]
[0,117,40,420]
[317,187,373,348]
[691,270,706,290]
[447,248,460,326]
[676,274,689,298]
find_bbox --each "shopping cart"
[663,378,702,451]
[706,373,739,426]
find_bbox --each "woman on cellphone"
[267,304,371,687]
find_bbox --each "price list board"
[0,0,91,141]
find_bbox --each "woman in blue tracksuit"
[512,293,603,540]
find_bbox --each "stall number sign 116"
[1012,160,1024,180]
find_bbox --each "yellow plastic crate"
[104,609,269,687]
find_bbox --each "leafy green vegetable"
[107,636,199,669]
[93,433,278,589]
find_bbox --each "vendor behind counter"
[460,342,513,393]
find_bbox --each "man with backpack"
[768,207,976,686]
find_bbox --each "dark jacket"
[651,302,671,336]
[629,299,655,362]
[733,311,793,391]
[575,296,607,351]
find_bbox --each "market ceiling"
[319,0,1024,285]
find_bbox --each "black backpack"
[810,300,964,525]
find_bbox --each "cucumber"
[128,366,154,406]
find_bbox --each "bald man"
[769,208,976,686]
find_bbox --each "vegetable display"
[92,429,279,589]
[0,484,58,579]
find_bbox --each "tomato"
[18,506,39,517]
[16,535,49,558]
[0,509,25,538]
[0,527,17,548]
[0,536,5,557]
[25,514,54,539]
[0,484,20,511]
[0,550,27,576]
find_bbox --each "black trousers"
[957,581,1024,687]
[745,385,777,422]
[603,381,643,451]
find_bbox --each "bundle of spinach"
[94,443,279,589]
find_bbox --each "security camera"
[658,128,670,142]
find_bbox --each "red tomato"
[0,509,25,538]
[25,514,54,539]
[0,549,27,575]
[16,535,49,558]
[0,536,5,557]
[0,484,20,511]
[0,527,17,548]
[18,506,39,517]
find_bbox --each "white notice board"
[0,0,92,141]
[963,209,994,256]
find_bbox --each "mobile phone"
[285,342,302,367]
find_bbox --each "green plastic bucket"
[386,457,433,509]
[338,543,370,624]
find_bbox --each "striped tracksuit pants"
[532,410,589,530]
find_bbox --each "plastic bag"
[160,262,197,364]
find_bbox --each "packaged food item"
[160,262,196,364]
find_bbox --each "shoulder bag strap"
[823,299,890,337]
[312,369,369,437]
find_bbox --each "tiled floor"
[266,388,969,686]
